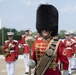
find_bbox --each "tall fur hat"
[36,4,58,36]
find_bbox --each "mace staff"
[25,36,35,75]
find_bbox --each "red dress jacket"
[71,37,76,54]
[22,35,30,54]
[3,40,19,62]
[32,39,69,75]
[63,39,73,57]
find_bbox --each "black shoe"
[25,72,29,74]
[68,74,71,75]
[71,68,76,70]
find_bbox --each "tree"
[17,30,25,35]
[59,30,66,39]
[74,31,76,36]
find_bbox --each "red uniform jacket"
[63,39,73,57]
[32,39,69,75]
[3,40,19,62]
[22,35,30,54]
[71,37,76,54]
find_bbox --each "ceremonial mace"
[25,35,35,75]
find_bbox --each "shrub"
[0,46,3,55]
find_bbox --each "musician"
[69,31,76,54]
[27,4,69,75]
[3,32,19,75]
[69,31,76,69]
[63,32,74,75]
[22,29,30,74]
[63,32,74,57]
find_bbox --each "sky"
[0,0,76,32]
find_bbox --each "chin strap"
[43,31,52,39]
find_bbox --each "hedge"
[0,46,3,54]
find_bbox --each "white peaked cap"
[25,28,29,31]
[69,31,74,34]
[65,32,69,35]
[7,32,14,36]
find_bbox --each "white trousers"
[68,57,75,74]
[24,54,29,72]
[58,61,60,70]
[70,56,76,68]
[6,62,15,75]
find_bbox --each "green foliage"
[32,31,38,36]
[0,33,2,45]
[0,46,3,54]
[59,30,66,39]
[17,30,25,35]
[74,31,76,36]
[14,35,22,40]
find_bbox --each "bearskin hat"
[36,4,58,36]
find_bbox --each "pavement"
[0,55,76,75]
[0,55,34,75]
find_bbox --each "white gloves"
[18,44,24,48]
[9,43,15,48]
[61,70,69,75]
[27,59,36,69]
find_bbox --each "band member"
[22,29,30,74]
[63,32,73,75]
[27,4,69,75]
[69,31,76,55]
[69,31,76,69]
[3,32,19,75]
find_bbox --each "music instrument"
[3,41,15,58]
